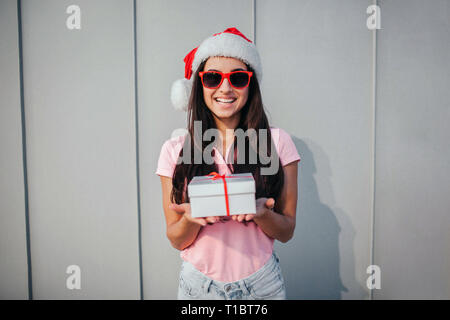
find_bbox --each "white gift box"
[188,173,256,218]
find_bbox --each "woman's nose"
[219,78,232,91]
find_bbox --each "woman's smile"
[214,96,238,108]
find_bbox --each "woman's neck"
[213,114,240,156]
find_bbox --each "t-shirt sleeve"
[155,136,183,178]
[274,128,301,166]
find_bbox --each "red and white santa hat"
[170,27,263,111]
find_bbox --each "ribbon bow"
[198,172,252,217]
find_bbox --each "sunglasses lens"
[202,72,222,88]
[230,72,250,88]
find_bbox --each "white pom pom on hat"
[170,27,263,111]
[171,78,193,111]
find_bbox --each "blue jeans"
[177,252,286,300]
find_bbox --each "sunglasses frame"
[199,70,253,89]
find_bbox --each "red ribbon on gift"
[198,172,253,217]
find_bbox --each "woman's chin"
[213,110,238,121]
[213,99,237,110]
[208,101,245,123]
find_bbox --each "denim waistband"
[180,252,280,295]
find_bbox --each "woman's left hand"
[232,197,275,223]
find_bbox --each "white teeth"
[215,98,236,103]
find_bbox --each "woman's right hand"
[169,203,220,227]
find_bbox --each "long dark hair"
[171,59,284,204]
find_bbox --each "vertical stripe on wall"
[132,0,144,300]
[17,0,33,300]
[369,0,378,301]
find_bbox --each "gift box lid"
[188,173,255,197]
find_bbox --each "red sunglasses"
[199,71,253,89]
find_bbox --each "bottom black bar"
[1,300,449,318]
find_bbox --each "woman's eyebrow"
[207,68,245,72]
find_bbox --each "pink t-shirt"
[155,127,300,282]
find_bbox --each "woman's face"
[202,56,250,123]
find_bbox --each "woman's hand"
[169,203,221,226]
[232,197,275,223]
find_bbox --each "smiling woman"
[156,27,301,300]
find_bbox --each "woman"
[156,27,300,300]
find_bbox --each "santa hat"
[170,27,262,111]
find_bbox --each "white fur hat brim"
[192,33,262,83]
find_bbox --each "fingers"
[170,204,255,225]
[265,198,275,209]
[231,214,256,222]
[205,216,220,224]
[232,215,242,221]
[245,214,255,221]
[233,214,254,222]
